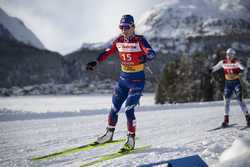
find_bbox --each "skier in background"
[210,48,249,127]
[86,14,156,151]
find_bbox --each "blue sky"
[0,0,163,54]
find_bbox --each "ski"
[80,145,151,167]
[239,126,250,130]
[207,123,238,132]
[31,138,126,161]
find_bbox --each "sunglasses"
[119,24,132,30]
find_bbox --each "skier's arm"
[211,60,223,72]
[97,42,117,62]
[139,37,156,63]
[236,61,245,71]
[86,41,117,71]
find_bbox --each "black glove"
[138,55,146,64]
[86,61,97,71]
[208,68,213,74]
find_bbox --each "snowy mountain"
[0,95,249,166]
[0,37,72,88]
[80,42,107,50]
[136,0,250,54]
[74,0,250,55]
[0,8,45,49]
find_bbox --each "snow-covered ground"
[0,94,250,167]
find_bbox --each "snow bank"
[212,136,250,167]
[0,96,249,121]
[0,80,117,96]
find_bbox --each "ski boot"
[221,115,229,127]
[96,127,115,144]
[119,133,135,152]
[245,113,250,127]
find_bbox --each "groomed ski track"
[0,94,250,167]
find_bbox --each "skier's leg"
[234,82,248,114]
[222,96,230,127]
[96,81,128,144]
[224,96,231,116]
[108,81,129,128]
[246,114,250,127]
[223,81,233,126]
[122,82,144,150]
[234,81,249,126]
[125,85,144,135]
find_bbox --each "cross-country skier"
[86,14,156,151]
[210,48,249,127]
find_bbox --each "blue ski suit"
[97,34,156,134]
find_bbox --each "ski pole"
[145,65,161,84]
[145,64,169,99]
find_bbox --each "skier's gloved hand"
[86,61,97,71]
[138,55,146,64]
[239,69,244,73]
[208,67,213,74]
